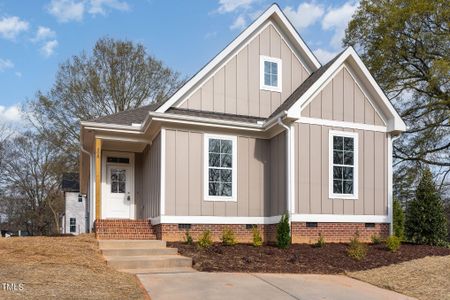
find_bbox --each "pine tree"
[393,198,405,240]
[405,169,448,246]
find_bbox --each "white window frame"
[203,134,237,202]
[329,130,359,200]
[260,55,282,92]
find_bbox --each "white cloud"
[47,0,85,22]
[32,26,56,42]
[47,0,130,22]
[0,59,14,72]
[313,48,338,64]
[40,40,58,57]
[0,16,29,40]
[230,15,246,30]
[217,0,256,14]
[88,0,130,15]
[322,1,358,49]
[15,71,22,77]
[0,105,22,124]
[284,3,324,29]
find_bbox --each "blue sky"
[0,0,358,125]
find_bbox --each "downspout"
[80,130,93,233]
[389,134,401,235]
[277,117,292,232]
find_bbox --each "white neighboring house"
[62,173,87,235]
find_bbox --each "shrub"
[184,230,193,245]
[252,226,263,247]
[386,235,401,252]
[197,230,213,248]
[393,198,405,240]
[405,169,448,246]
[276,213,291,249]
[347,232,367,261]
[371,234,382,245]
[314,233,326,248]
[220,228,236,246]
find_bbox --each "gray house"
[79,4,405,243]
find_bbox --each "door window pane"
[111,169,126,193]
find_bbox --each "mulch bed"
[168,242,450,274]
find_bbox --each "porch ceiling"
[101,139,148,152]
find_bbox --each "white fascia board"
[288,47,406,133]
[149,214,389,225]
[149,112,264,131]
[81,121,143,132]
[156,4,320,113]
[291,214,389,223]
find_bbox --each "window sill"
[204,196,237,202]
[329,193,358,200]
[260,85,282,93]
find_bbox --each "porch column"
[95,138,102,220]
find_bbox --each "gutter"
[277,117,292,234]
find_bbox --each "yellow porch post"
[95,138,102,220]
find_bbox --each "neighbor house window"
[69,218,76,233]
[329,131,358,199]
[260,56,282,92]
[204,134,237,201]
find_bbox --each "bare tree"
[27,37,185,167]
[0,131,65,235]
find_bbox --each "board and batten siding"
[302,67,386,126]
[178,23,309,118]
[164,128,287,217]
[294,123,387,215]
[135,134,161,219]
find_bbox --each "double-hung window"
[69,218,76,233]
[260,56,282,92]
[329,131,358,199]
[204,134,237,201]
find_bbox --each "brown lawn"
[0,234,147,300]
[348,255,450,300]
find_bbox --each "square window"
[261,56,282,92]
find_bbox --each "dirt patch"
[349,255,450,300]
[0,234,146,299]
[168,242,450,274]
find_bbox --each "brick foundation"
[291,222,389,243]
[95,219,389,243]
[157,222,389,244]
[95,219,156,240]
[157,223,277,243]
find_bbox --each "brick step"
[97,235,156,240]
[96,229,155,233]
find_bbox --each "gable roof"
[269,50,343,119]
[88,103,159,126]
[155,3,321,113]
[167,108,265,124]
[286,47,406,132]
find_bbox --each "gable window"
[204,134,237,201]
[260,56,282,92]
[69,218,76,233]
[329,131,358,199]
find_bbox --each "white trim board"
[160,128,166,216]
[149,214,389,225]
[297,117,387,132]
[157,4,320,113]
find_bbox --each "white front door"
[105,165,132,218]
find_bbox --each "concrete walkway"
[138,271,415,300]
